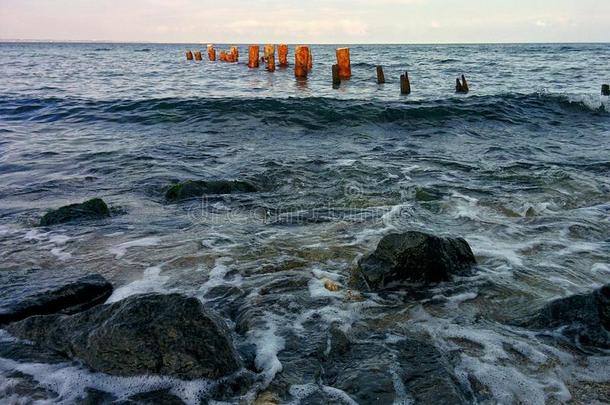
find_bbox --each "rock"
[7,293,242,380]
[521,284,610,349]
[395,338,470,405]
[39,198,110,226]
[165,180,257,202]
[356,231,476,289]
[0,269,113,324]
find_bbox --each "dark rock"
[0,340,67,364]
[0,269,113,324]
[165,180,257,202]
[7,293,242,380]
[521,284,610,349]
[356,231,476,289]
[395,338,470,405]
[39,198,110,226]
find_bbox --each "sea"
[0,42,609,404]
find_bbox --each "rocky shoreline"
[1,199,609,403]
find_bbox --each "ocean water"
[0,42,609,404]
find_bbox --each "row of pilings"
[186,45,610,96]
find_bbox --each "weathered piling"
[456,75,469,93]
[230,46,239,62]
[603,84,610,96]
[376,66,385,84]
[248,45,260,68]
[336,48,351,80]
[207,45,216,61]
[266,45,276,72]
[278,44,289,67]
[332,64,341,88]
[219,50,227,62]
[308,48,313,71]
[295,46,310,78]
[400,72,411,95]
[194,51,202,61]
[186,51,193,61]
[226,50,236,63]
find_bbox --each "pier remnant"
[186,51,193,61]
[603,84,610,96]
[308,48,313,71]
[336,48,351,80]
[376,66,385,84]
[278,44,289,67]
[248,45,260,68]
[400,71,411,95]
[456,75,469,93]
[207,45,216,61]
[219,51,227,62]
[332,64,341,88]
[194,51,202,61]
[295,46,310,78]
[266,46,276,72]
[230,46,239,62]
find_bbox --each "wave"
[0,93,606,127]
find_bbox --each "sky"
[1,0,608,44]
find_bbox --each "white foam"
[198,257,242,298]
[24,229,48,241]
[50,247,72,261]
[106,266,169,303]
[109,236,161,259]
[0,357,215,405]
[591,262,610,274]
[247,314,285,385]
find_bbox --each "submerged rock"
[356,231,476,289]
[0,269,113,324]
[7,293,242,380]
[165,179,257,202]
[39,198,110,226]
[521,284,610,349]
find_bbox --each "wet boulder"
[521,284,610,349]
[0,269,113,324]
[356,231,476,289]
[165,180,257,202]
[39,198,110,226]
[7,293,242,380]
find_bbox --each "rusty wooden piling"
[336,48,351,80]
[207,45,216,61]
[376,66,385,84]
[278,44,289,67]
[230,46,239,62]
[248,45,260,68]
[186,51,193,61]
[266,46,276,72]
[295,46,310,78]
[194,51,202,61]
[400,72,411,95]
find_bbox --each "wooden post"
[461,75,469,93]
[376,66,385,84]
[308,48,313,71]
[248,45,260,68]
[219,51,227,62]
[336,48,351,80]
[332,64,340,88]
[266,46,276,72]
[230,46,239,62]
[226,50,236,63]
[186,51,193,61]
[456,75,469,93]
[194,51,202,61]
[295,46,310,78]
[400,72,411,95]
[207,45,216,61]
[278,44,289,67]
[602,84,610,96]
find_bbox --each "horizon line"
[1,39,609,46]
